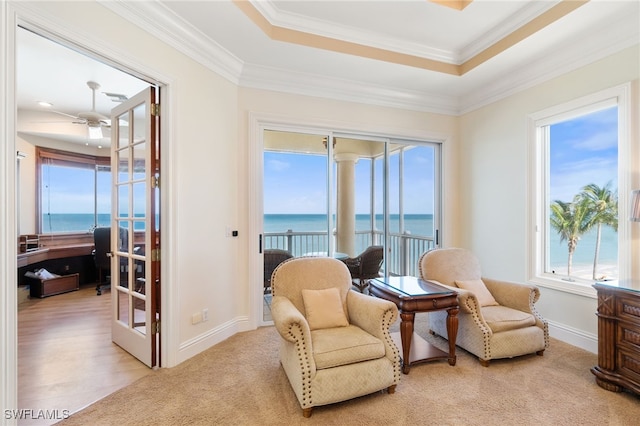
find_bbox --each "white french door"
[110,87,160,368]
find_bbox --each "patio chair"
[341,245,384,293]
[263,249,293,294]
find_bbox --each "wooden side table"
[369,276,459,374]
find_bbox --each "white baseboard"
[548,319,598,354]
[177,316,251,364]
[175,316,598,367]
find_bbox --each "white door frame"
[1,3,177,415]
[249,112,446,328]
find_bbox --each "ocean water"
[42,213,618,277]
[41,214,149,233]
[264,213,618,276]
[264,213,434,236]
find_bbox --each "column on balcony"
[335,153,358,257]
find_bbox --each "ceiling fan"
[52,81,111,139]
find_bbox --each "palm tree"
[580,182,618,280]
[549,197,593,278]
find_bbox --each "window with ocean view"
[547,106,618,282]
[38,147,111,233]
[530,87,631,287]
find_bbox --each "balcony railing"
[264,230,435,277]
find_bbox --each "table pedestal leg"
[446,306,459,366]
[399,311,415,374]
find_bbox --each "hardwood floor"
[17,285,153,425]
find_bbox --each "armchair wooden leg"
[302,407,313,418]
[387,384,397,394]
[479,358,490,367]
[536,350,545,356]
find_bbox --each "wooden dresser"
[591,281,640,395]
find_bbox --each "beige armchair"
[271,256,401,417]
[419,248,548,367]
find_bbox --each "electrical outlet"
[191,312,202,325]
[202,308,209,322]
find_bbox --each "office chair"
[93,227,128,295]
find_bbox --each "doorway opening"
[16,25,161,413]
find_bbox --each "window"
[37,147,110,233]
[529,85,633,290]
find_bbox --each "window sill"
[529,275,597,299]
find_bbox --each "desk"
[18,244,94,267]
[369,276,459,374]
[17,243,96,287]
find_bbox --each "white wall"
[458,46,640,351]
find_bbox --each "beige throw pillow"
[455,279,499,307]
[302,287,349,330]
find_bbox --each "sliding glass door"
[261,129,441,323]
[385,141,440,276]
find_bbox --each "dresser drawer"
[618,347,640,384]
[618,322,640,352]
[617,295,640,325]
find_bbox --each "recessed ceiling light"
[37,101,53,107]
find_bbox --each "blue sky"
[42,168,138,214]
[263,107,618,216]
[549,106,618,202]
[264,144,435,215]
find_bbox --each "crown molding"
[239,63,460,115]
[99,0,243,85]
[459,0,557,62]
[103,0,637,117]
[253,0,560,66]
[104,0,460,114]
[460,8,640,114]
[248,0,456,64]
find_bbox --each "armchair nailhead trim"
[287,322,313,408]
[465,297,492,360]
[381,308,402,383]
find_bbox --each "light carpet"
[59,313,639,425]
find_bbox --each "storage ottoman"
[27,273,80,298]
